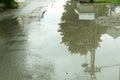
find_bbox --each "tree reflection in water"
[58,0,109,80]
[58,0,108,55]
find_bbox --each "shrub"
[96,0,120,3]
[0,3,5,11]
[0,0,18,9]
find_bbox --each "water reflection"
[96,4,120,27]
[107,27,120,39]
[75,3,95,20]
[58,1,120,80]
[59,1,108,55]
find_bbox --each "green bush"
[10,1,18,8]
[96,0,120,3]
[0,3,5,11]
[0,3,5,7]
[0,0,18,9]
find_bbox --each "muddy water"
[0,0,120,80]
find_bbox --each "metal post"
[119,65,120,80]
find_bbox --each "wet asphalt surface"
[1,0,120,80]
[0,0,56,80]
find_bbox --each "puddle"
[0,0,120,80]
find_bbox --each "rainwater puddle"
[38,1,120,80]
[1,0,120,80]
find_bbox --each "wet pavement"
[0,0,120,80]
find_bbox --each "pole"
[119,65,120,80]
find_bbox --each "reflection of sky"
[25,0,86,80]
[15,2,120,80]
[36,1,120,80]
[115,6,120,13]
[95,34,120,80]
[97,34,120,65]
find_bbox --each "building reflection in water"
[74,3,95,20]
